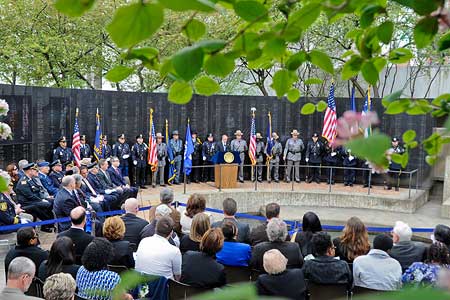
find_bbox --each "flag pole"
[250,107,256,181]
[266,111,272,182]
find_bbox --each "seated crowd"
[2,184,450,299]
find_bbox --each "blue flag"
[93,108,102,161]
[183,122,194,176]
[350,86,356,112]
[166,120,176,184]
[266,112,273,158]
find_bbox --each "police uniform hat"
[80,135,86,140]
[117,134,125,139]
[101,135,108,140]
[136,134,143,139]
[172,130,179,136]
[234,130,243,136]
[192,131,198,135]
[312,132,319,138]
[256,133,263,139]
[87,162,98,170]
[392,137,399,142]
[207,133,214,138]
[80,158,92,166]
[58,136,67,143]
[23,163,37,171]
[37,161,50,168]
[50,160,62,167]
[156,133,163,139]
[291,129,300,136]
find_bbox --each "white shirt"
[135,234,182,279]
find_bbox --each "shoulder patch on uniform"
[0,202,7,211]
[21,180,27,185]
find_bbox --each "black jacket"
[58,228,94,264]
[256,269,307,300]
[181,251,226,288]
[180,235,200,254]
[38,261,80,281]
[389,241,427,272]
[251,241,304,272]
[121,213,149,246]
[109,239,135,269]
[294,231,316,257]
[5,245,49,278]
[306,140,324,164]
[53,188,80,232]
[212,217,250,244]
[216,141,231,152]
[249,222,290,247]
[302,256,352,285]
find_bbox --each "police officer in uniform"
[190,131,203,183]
[101,135,112,159]
[112,134,131,181]
[202,133,216,182]
[52,136,73,169]
[343,149,357,186]
[283,129,304,183]
[131,134,148,189]
[80,135,92,159]
[323,144,342,184]
[231,130,248,183]
[0,176,32,232]
[49,160,64,188]
[253,133,265,182]
[169,130,183,184]
[266,132,282,183]
[386,137,405,191]
[37,161,58,196]
[15,163,54,232]
[153,133,167,187]
[305,133,323,184]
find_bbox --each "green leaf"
[158,0,216,12]
[287,89,301,103]
[408,141,418,149]
[385,100,408,114]
[388,48,413,64]
[233,1,268,22]
[346,133,391,167]
[426,155,437,165]
[373,57,387,72]
[123,47,159,62]
[304,78,323,85]
[377,21,394,44]
[168,81,193,104]
[391,0,441,16]
[0,176,8,192]
[308,50,334,75]
[382,90,403,107]
[194,76,220,96]
[104,66,134,82]
[316,100,328,112]
[438,32,450,51]
[271,70,295,98]
[301,103,316,115]
[286,51,307,71]
[360,4,384,28]
[287,2,322,31]
[204,54,235,77]
[402,130,416,143]
[196,39,227,53]
[391,153,403,165]
[444,116,450,131]
[342,55,364,80]
[107,3,164,49]
[431,93,450,106]
[361,60,379,85]
[263,38,286,58]
[172,46,204,81]
[54,0,95,17]
[193,283,256,300]
[184,19,206,41]
[414,16,439,49]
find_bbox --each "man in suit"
[216,134,230,152]
[37,161,58,196]
[107,156,138,199]
[79,165,113,212]
[53,175,80,232]
[121,198,149,246]
[212,198,250,243]
[1,257,42,300]
[97,158,130,201]
[86,163,122,210]
[58,206,94,264]
[250,203,289,246]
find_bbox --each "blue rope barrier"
[0,202,435,234]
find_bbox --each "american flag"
[322,84,337,144]
[72,108,81,166]
[249,110,257,166]
[148,109,158,172]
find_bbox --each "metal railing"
[180,164,419,199]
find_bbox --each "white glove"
[349,155,354,161]
[305,158,309,162]
[133,160,137,165]
[203,156,206,161]
[331,152,336,157]
[105,189,113,194]
[123,154,130,159]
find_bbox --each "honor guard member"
[202,133,216,182]
[323,144,342,185]
[190,131,203,183]
[386,137,405,191]
[131,134,148,189]
[112,134,131,180]
[101,135,112,159]
[283,129,304,183]
[343,149,357,186]
[49,160,64,188]
[15,163,54,232]
[254,133,265,182]
[80,135,92,159]
[266,132,282,183]
[37,161,58,196]
[217,134,230,152]
[169,130,183,184]
[52,136,73,169]
[153,133,168,187]
[305,133,324,184]
[231,130,248,183]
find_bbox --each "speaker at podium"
[211,151,241,189]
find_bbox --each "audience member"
[148,188,181,235]
[5,227,48,278]
[249,203,286,246]
[107,156,138,199]
[251,218,304,272]
[212,198,250,243]
[140,204,179,246]
[76,238,124,300]
[180,212,210,253]
[302,232,352,285]
[58,206,94,264]
[433,224,450,250]
[0,257,41,300]
[353,234,402,291]
[38,236,80,281]
[53,175,80,232]
[121,198,148,246]
[103,216,135,269]
[402,242,450,286]
[49,160,64,188]
[135,216,182,279]
[256,249,307,300]
[216,221,251,267]
[333,217,370,263]
[37,161,59,197]
[390,221,426,271]
[6,163,20,191]
[293,211,322,257]
[180,194,209,235]
[0,173,32,231]
[181,228,226,288]
[43,273,76,300]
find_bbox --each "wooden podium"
[214,164,238,189]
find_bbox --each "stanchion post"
[183,170,187,194]
[368,170,372,195]
[415,170,418,194]
[254,165,257,191]
[328,166,332,193]
[219,164,222,192]
[408,171,412,199]
[291,167,294,192]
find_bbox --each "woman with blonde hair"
[333,216,370,263]
[103,216,135,268]
[180,212,211,253]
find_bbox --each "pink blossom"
[0,99,8,116]
[333,111,379,146]
[0,122,12,140]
